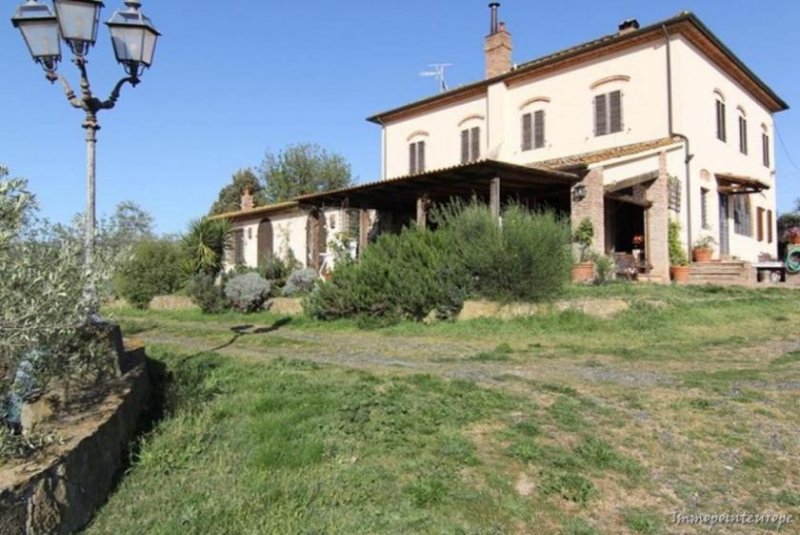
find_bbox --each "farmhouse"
[220,6,788,281]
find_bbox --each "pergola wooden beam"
[604,170,658,194]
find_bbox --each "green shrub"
[186,274,228,313]
[572,217,594,262]
[258,254,296,293]
[306,227,469,321]
[436,201,572,302]
[307,201,571,322]
[114,239,183,309]
[593,254,615,285]
[224,273,271,313]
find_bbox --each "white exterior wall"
[385,95,487,178]
[383,41,669,178]
[504,42,669,165]
[225,207,361,272]
[379,32,781,264]
[671,36,778,262]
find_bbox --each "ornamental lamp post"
[11,0,159,311]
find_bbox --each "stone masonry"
[571,167,605,255]
[646,152,670,280]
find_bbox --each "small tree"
[260,143,353,203]
[1,169,115,441]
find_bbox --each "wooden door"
[306,210,327,269]
[257,218,273,267]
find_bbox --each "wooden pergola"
[296,159,580,254]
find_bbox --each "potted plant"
[784,226,800,246]
[669,220,690,283]
[572,217,595,283]
[692,235,716,263]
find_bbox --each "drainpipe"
[662,25,694,259]
[376,117,387,180]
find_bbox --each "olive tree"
[1,168,115,440]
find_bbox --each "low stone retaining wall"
[266,297,304,316]
[0,348,151,535]
[458,298,632,321]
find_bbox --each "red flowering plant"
[632,234,644,248]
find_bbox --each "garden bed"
[0,347,150,535]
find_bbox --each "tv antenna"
[419,63,452,93]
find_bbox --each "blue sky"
[2,0,799,234]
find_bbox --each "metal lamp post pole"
[47,60,138,303]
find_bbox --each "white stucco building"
[220,7,788,282]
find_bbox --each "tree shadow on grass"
[208,317,294,353]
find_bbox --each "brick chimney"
[485,3,512,79]
[240,186,254,211]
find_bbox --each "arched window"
[714,90,726,142]
[737,106,748,154]
[520,97,550,151]
[761,123,770,167]
[458,115,484,163]
[407,132,428,174]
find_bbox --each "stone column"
[571,168,605,255]
[416,196,428,230]
[490,177,501,220]
[646,152,670,281]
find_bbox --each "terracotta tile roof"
[208,201,299,222]
[531,137,684,170]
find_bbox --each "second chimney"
[240,186,254,211]
[485,3,512,79]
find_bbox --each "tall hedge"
[307,202,572,322]
[114,239,184,309]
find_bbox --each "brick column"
[646,153,670,281]
[571,168,605,255]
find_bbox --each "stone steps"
[688,261,751,285]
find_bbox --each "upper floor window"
[461,126,480,163]
[409,140,426,174]
[594,90,622,136]
[733,195,751,237]
[762,126,771,167]
[522,110,545,151]
[738,109,748,154]
[715,96,727,142]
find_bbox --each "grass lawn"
[88,284,800,534]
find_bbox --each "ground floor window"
[733,195,752,237]
[700,188,710,229]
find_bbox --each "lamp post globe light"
[11,0,159,311]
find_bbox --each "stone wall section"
[570,167,606,255]
[0,349,151,535]
[646,152,671,280]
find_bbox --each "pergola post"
[358,209,370,258]
[490,177,501,220]
[416,195,428,229]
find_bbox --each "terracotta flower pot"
[571,262,594,283]
[692,247,713,263]
[670,265,691,283]
[791,236,800,246]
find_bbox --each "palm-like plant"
[181,218,231,277]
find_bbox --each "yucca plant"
[181,218,231,277]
